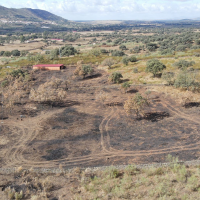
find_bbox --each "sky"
[1,0,200,21]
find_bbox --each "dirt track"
[0,68,200,169]
[1,90,200,169]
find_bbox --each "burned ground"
[0,66,200,170]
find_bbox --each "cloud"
[1,0,200,20]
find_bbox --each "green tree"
[109,72,123,83]
[146,59,166,77]
[11,49,20,57]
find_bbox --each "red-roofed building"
[33,64,64,71]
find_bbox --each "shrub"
[60,45,77,57]
[129,55,137,62]
[146,43,158,52]
[101,58,115,68]
[173,60,195,70]
[176,45,187,51]
[119,44,127,50]
[111,50,125,57]
[11,49,20,57]
[74,65,94,78]
[121,82,131,93]
[1,80,9,88]
[3,51,11,57]
[162,72,175,85]
[109,72,123,83]
[124,93,150,118]
[122,56,129,66]
[10,69,27,78]
[0,51,5,56]
[146,59,166,77]
[174,70,198,91]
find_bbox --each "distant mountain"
[0,5,68,23]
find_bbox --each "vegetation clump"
[124,93,150,118]
[109,72,123,83]
[146,59,166,77]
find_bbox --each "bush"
[146,59,166,77]
[109,72,123,83]
[121,82,131,93]
[176,45,187,51]
[111,50,125,57]
[61,45,77,57]
[129,55,137,62]
[1,80,9,88]
[119,44,127,50]
[11,49,20,56]
[124,93,150,118]
[122,56,129,66]
[74,65,94,78]
[0,51,5,56]
[173,60,195,70]
[10,69,27,78]
[101,58,115,68]
[3,51,11,57]
[146,43,158,52]
[162,72,175,85]
[174,70,198,91]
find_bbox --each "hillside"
[0,5,68,23]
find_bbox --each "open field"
[1,25,200,199]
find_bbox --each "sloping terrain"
[0,5,68,23]
[0,67,200,170]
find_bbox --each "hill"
[0,5,68,23]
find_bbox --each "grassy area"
[72,159,200,199]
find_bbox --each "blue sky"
[1,0,200,20]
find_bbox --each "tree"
[101,58,115,69]
[109,72,123,83]
[124,93,150,118]
[11,49,20,57]
[61,45,77,57]
[146,59,166,77]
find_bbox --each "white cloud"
[1,0,200,20]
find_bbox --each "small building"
[33,64,64,71]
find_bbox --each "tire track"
[2,98,200,168]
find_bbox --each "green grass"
[72,161,200,199]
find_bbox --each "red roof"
[33,64,64,67]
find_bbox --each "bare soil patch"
[0,66,200,170]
